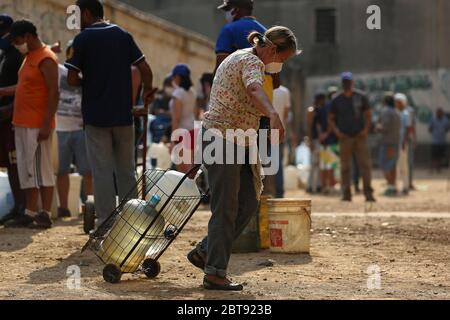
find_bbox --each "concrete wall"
[0,0,215,89]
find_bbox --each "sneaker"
[366,194,377,202]
[32,211,53,229]
[0,206,26,225]
[4,214,35,228]
[58,208,71,218]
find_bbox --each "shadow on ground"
[0,227,42,252]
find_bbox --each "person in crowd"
[377,93,401,196]
[306,92,326,193]
[65,0,156,227]
[272,84,291,198]
[0,15,26,224]
[317,87,339,194]
[169,64,198,174]
[394,93,412,195]
[407,104,417,190]
[187,26,298,291]
[329,72,375,202]
[56,41,92,218]
[429,107,450,173]
[1,20,59,228]
[150,76,173,144]
[197,72,214,119]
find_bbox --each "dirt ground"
[0,169,449,300]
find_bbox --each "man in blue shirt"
[65,0,156,227]
[215,0,266,69]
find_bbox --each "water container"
[284,166,299,191]
[232,210,260,253]
[145,170,201,220]
[148,143,171,170]
[68,174,82,217]
[99,196,165,273]
[0,172,14,219]
[259,195,271,250]
[268,199,311,253]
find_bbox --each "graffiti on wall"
[306,69,450,144]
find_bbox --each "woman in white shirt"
[169,64,198,173]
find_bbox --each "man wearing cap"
[0,14,26,224]
[65,0,157,227]
[56,41,92,218]
[1,20,59,228]
[329,72,375,202]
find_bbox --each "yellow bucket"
[259,196,271,249]
[268,199,312,253]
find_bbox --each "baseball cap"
[171,64,191,78]
[341,72,353,81]
[0,14,13,33]
[218,0,254,11]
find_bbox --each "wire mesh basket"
[83,166,206,283]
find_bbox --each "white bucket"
[268,199,312,253]
[68,174,82,217]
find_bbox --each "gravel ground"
[0,170,449,300]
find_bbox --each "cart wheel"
[83,200,96,235]
[103,264,122,284]
[142,259,161,279]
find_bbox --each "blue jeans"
[85,125,137,226]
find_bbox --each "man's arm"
[135,59,157,107]
[361,109,372,137]
[39,58,59,141]
[247,82,285,142]
[215,53,229,75]
[67,69,82,87]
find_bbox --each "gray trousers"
[85,125,137,226]
[196,135,260,277]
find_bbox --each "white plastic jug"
[148,143,172,170]
[284,166,299,191]
[0,172,14,219]
[145,170,200,220]
[68,174,82,217]
[99,199,165,273]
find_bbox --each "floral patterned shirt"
[203,49,265,146]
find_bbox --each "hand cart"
[82,165,206,283]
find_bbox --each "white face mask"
[14,42,28,55]
[164,87,174,96]
[265,62,283,74]
[225,10,236,23]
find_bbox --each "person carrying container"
[187,26,300,291]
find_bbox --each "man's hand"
[269,112,285,144]
[143,87,158,105]
[38,123,52,142]
[50,41,62,54]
